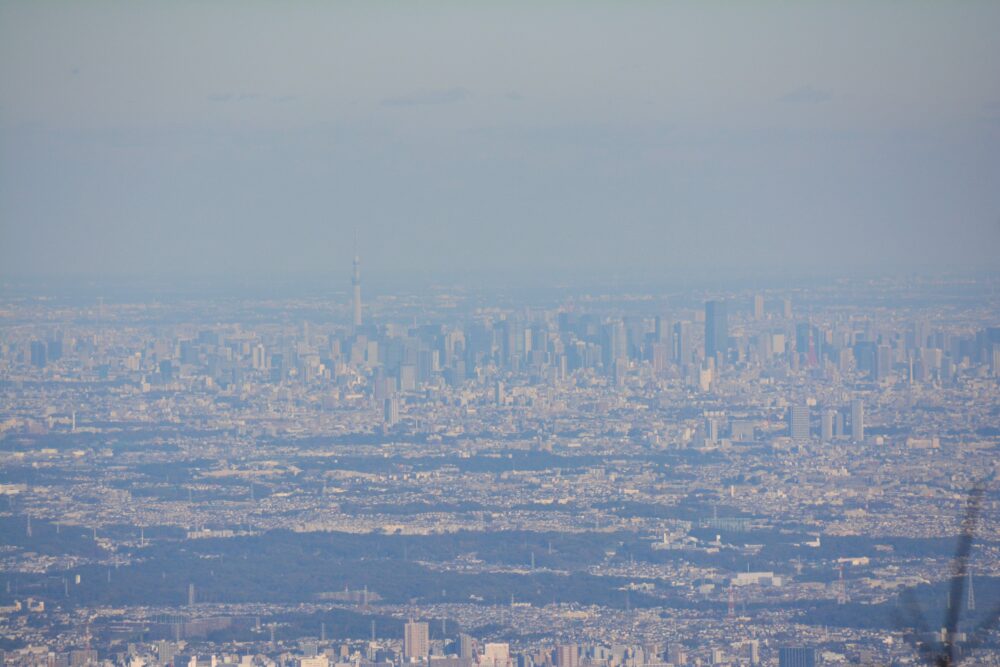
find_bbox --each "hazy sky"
[2,2,999,281]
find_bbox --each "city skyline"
[2,3,1000,666]
[1,270,998,664]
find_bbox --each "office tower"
[753,294,764,320]
[383,396,399,427]
[666,644,687,667]
[853,341,877,375]
[875,344,893,381]
[252,344,266,370]
[613,358,628,387]
[30,340,47,368]
[782,298,793,319]
[705,417,720,444]
[555,645,578,667]
[46,337,63,361]
[483,644,510,667]
[821,409,835,442]
[188,583,196,606]
[602,321,627,371]
[778,648,815,667]
[699,363,713,392]
[399,364,417,391]
[651,342,669,373]
[704,301,728,362]
[789,405,810,442]
[748,640,760,665]
[655,315,671,343]
[352,242,362,328]
[624,316,644,359]
[673,321,693,364]
[156,641,177,665]
[403,621,429,660]
[459,634,476,660]
[851,399,864,442]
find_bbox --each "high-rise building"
[778,648,815,667]
[753,294,764,320]
[655,315,671,343]
[30,340,47,368]
[705,301,728,363]
[458,634,476,660]
[875,344,893,381]
[673,321,694,364]
[352,241,362,328]
[821,409,835,441]
[404,621,429,660]
[297,657,328,667]
[705,416,720,444]
[602,321,627,371]
[555,645,578,667]
[252,344,266,370]
[383,396,399,427]
[482,643,510,667]
[851,399,864,442]
[667,644,687,667]
[789,405,810,442]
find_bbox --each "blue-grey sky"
[2,2,999,280]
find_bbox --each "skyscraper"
[753,294,764,320]
[789,405,810,443]
[459,634,476,660]
[352,239,362,328]
[673,321,693,364]
[383,396,399,427]
[404,620,429,660]
[821,409,835,442]
[30,340,47,368]
[778,648,815,667]
[705,301,728,362]
[555,645,578,667]
[851,399,864,442]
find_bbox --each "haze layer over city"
[2,3,1000,667]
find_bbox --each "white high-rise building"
[789,405,810,442]
[821,409,835,442]
[851,399,865,442]
[404,621,428,660]
[482,643,510,667]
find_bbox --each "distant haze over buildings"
[2,2,1000,279]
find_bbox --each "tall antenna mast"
[352,229,362,328]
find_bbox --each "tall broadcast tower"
[352,235,362,328]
